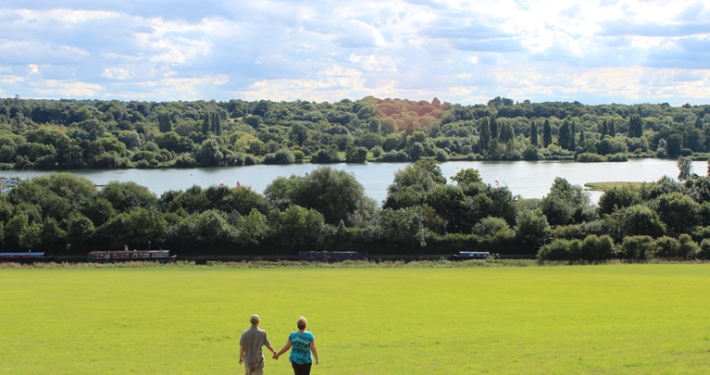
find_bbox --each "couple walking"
[239,314,319,375]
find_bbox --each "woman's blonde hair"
[297,316,307,330]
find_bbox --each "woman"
[273,316,319,375]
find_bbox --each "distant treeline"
[0,96,709,170]
[2,160,710,261]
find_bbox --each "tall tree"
[570,120,577,150]
[202,112,211,135]
[499,121,514,143]
[677,156,693,182]
[479,117,491,152]
[601,119,608,137]
[211,112,222,135]
[158,112,172,133]
[543,119,552,148]
[530,121,538,147]
[490,116,498,139]
[558,120,571,150]
[628,114,642,138]
[579,127,585,145]
[609,119,616,136]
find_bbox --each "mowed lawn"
[1,264,710,374]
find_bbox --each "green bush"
[621,235,654,260]
[537,238,574,261]
[576,152,605,162]
[606,153,628,162]
[652,236,680,258]
[699,239,710,259]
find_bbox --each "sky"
[0,0,709,106]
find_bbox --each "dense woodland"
[2,160,710,261]
[1,96,710,170]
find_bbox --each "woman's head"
[297,316,307,330]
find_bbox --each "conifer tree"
[601,119,607,137]
[579,127,585,145]
[158,112,172,133]
[543,119,552,147]
[558,120,571,150]
[490,116,498,139]
[570,120,576,150]
[479,117,491,152]
[499,121,514,143]
[212,113,222,135]
[202,112,211,135]
[696,116,703,130]
[530,121,538,147]
[609,119,616,136]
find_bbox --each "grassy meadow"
[1,263,709,374]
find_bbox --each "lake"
[1,159,705,205]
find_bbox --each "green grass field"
[1,264,709,374]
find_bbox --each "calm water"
[1,159,705,205]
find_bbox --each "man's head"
[250,314,260,325]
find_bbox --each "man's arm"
[239,345,245,365]
[266,343,276,357]
[274,340,292,360]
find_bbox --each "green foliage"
[598,185,642,215]
[607,204,666,241]
[620,235,654,260]
[576,152,606,162]
[267,205,325,247]
[514,210,550,250]
[0,97,708,168]
[380,205,430,248]
[450,168,482,186]
[264,166,371,226]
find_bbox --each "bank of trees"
[0,97,709,170]
[2,160,710,261]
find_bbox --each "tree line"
[2,159,710,261]
[0,96,709,170]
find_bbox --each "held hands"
[272,352,279,360]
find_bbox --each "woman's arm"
[273,340,292,359]
[310,340,319,365]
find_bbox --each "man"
[240,314,277,375]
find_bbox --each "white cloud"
[0,0,708,105]
[101,68,133,80]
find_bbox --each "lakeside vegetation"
[583,182,646,191]
[1,96,709,170]
[2,158,710,262]
[2,265,709,374]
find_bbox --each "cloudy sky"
[1,0,709,105]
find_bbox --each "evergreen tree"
[158,112,172,133]
[627,114,643,138]
[530,122,538,147]
[696,116,703,130]
[499,121,514,143]
[558,120,571,150]
[543,119,552,148]
[579,127,585,145]
[609,119,616,136]
[479,117,491,152]
[202,112,211,135]
[570,120,577,150]
[601,119,607,137]
[212,113,222,135]
[490,116,498,139]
